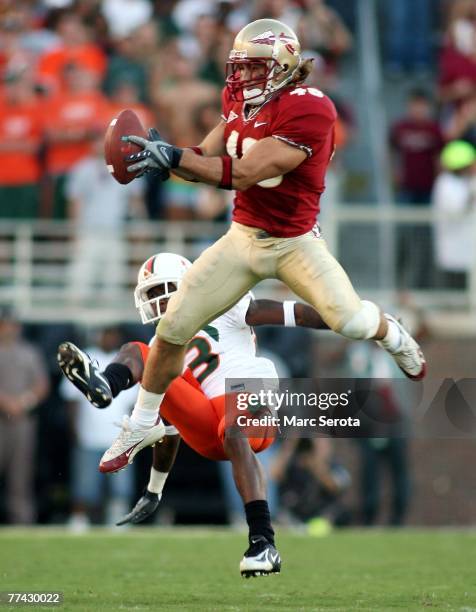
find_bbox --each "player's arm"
[127,93,334,187]
[245,299,329,330]
[109,341,147,385]
[196,120,226,156]
[176,136,306,190]
[126,133,306,191]
[172,120,226,182]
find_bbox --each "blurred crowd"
[387,0,476,287]
[0,0,475,287]
[0,0,353,224]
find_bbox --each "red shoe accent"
[99,442,140,473]
[400,359,427,381]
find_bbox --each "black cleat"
[240,536,281,578]
[116,490,161,525]
[57,342,112,408]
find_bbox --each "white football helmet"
[134,252,192,324]
[226,18,302,105]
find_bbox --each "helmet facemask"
[226,57,294,105]
[134,253,191,325]
[134,278,179,325]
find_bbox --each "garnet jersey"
[222,84,337,237]
[151,293,278,399]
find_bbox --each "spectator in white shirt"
[432,140,476,288]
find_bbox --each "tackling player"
[106,19,426,503]
[58,251,329,577]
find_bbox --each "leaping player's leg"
[276,233,426,380]
[147,229,259,387]
[124,227,260,438]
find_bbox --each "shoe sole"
[57,342,111,408]
[241,569,280,578]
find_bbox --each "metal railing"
[0,206,474,325]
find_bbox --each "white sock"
[379,319,402,353]
[130,386,164,429]
[147,467,168,495]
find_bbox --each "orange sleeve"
[131,341,150,366]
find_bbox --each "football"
[104,109,147,184]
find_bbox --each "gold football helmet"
[226,18,302,104]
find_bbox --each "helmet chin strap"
[242,57,302,115]
[243,88,266,105]
[244,57,301,106]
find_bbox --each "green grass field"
[0,528,474,611]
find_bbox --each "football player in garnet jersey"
[58,251,332,577]
[104,19,426,487]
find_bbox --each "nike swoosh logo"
[159,146,170,162]
[125,443,140,459]
[254,121,267,128]
[71,367,88,386]
[254,551,267,561]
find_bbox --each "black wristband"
[171,147,183,169]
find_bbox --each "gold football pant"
[157,222,363,345]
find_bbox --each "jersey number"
[290,87,324,98]
[226,131,283,188]
[187,330,220,384]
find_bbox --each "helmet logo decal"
[249,30,296,49]
[249,30,276,45]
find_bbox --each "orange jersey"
[0,96,44,185]
[44,91,111,174]
[38,44,107,93]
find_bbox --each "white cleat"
[377,314,426,380]
[99,415,165,473]
[240,536,281,578]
